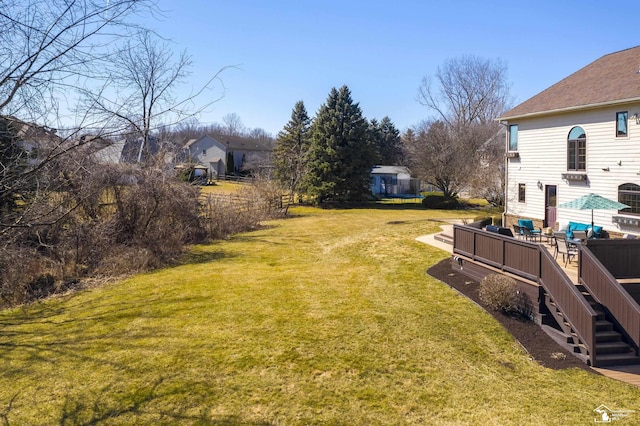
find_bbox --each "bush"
[473,214,502,227]
[421,195,460,209]
[0,156,286,307]
[478,274,531,318]
[472,216,493,228]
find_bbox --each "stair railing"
[579,248,640,355]
[538,248,598,364]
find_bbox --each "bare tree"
[414,55,510,202]
[0,0,153,122]
[80,30,225,162]
[410,120,464,198]
[222,113,245,136]
[468,128,506,206]
[418,55,510,127]
[0,0,158,235]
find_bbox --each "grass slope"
[1,207,639,425]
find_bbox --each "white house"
[499,46,640,237]
[183,134,272,179]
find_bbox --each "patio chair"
[550,232,563,258]
[512,224,523,239]
[518,219,542,240]
[554,232,578,267]
[522,226,540,242]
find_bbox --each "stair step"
[595,330,622,343]
[596,341,633,355]
[433,233,453,245]
[596,320,614,331]
[595,353,640,367]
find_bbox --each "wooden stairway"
[544,286,640,367]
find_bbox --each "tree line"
[272,86,404,203]
[0,0,511,305]
[273,56,510,206]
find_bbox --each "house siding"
[506,103,640,235]
[186,135,227,178]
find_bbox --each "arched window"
[619,183,640,215]
[567,126,586,171]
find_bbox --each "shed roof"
[499,46,640,120]
[371,165,411,175]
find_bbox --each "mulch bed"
[427,259,594,372]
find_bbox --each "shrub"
[472,216,493,228]
[478,274,531,318]
[0,156,287,307]
[421,195,460,209]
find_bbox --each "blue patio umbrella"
[558,193,630,228]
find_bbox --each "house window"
[508,124,518,151]
[518,183,526,202]
[616,111,628,137]
[202,149,207,155]
[567,126,586,171]
[619,183,640,215]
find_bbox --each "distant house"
[183,134,272,179]
[92,139,126,164]
[498,46,640,236]
[3,116,60,165]
[119,136,162,163]
[370,165,418,196]
[91,135,168,165]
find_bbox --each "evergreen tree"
[375,116,403,165]
[304,85,376,203]
[226,151,235,175]
[273,101,311,196]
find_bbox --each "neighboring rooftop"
[184,134,273,151]
[500,46,640,120]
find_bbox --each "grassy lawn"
[1,206,639,424]
[199,180,249,195]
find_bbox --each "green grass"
[1,207,639,424]
[199,180,248,195]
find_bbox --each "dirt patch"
[427,259,594,372]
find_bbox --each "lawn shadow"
[58,377,275,425]
[176,249,235,266]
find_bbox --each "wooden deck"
[417,227,640,387]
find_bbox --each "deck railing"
[453,225,598,364]
[539,248,597,359]
[585,239,640,279]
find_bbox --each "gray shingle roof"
[499,46,640,120]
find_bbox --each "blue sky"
[144,1,638,136]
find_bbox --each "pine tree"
[273,101,311,197]
[304,85,376,203]
[226,151,234,175]
[369,117,403,165]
